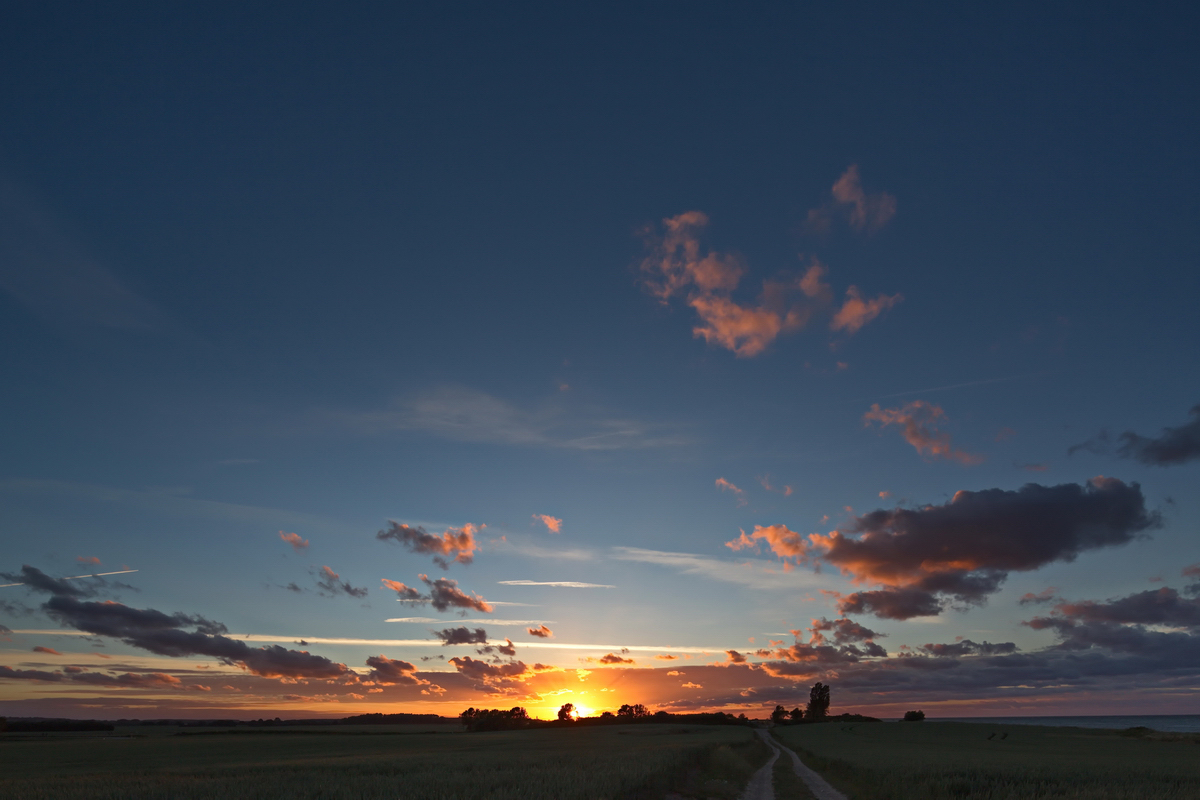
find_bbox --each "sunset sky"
[2,4,1198,721]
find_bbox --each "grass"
[0,723,764,800]
[771,721,1200,800]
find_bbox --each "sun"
[573,703,595,719]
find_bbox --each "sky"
[1,3,1198,721]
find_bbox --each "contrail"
[0,569,138,588]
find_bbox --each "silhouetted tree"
[771,704,789,724]
[557,703,575,721]
[903,710,925,722]
[789,707,803,723]
[617,703,648,718]
[460,706,530,732]
[805,682,831,720]
[600,711,615,720]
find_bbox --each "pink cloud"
[279,531,309,551]
[830,286,903,335]
[808,165,897,234]
[863,400,983,465]
[715,477,747,506]
[76,556,101,566]
[532,514,563,533]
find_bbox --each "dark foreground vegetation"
[0,721,769,800]
[772,720,1200,800]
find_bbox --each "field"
[0,723,768,800]
[772,721,1200,800]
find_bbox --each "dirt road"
[739,728,848,800]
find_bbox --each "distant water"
[935,715,1200,733]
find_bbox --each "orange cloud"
[376,522,481,569]
[598,653,635,665]
[32,646,61,655]
[639,214,839,357]
[279,531,309,551]
[830,286,903,335]
[757,475,793,496]
[715,477,747,506]
[532,515,563,533]
[527,624,554,638]
[863,400,983,465]
[655,654,678,660]
[76,556,101,566]
[808,165,897,233]
[725,524,809,561]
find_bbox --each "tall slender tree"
[805,682,831,720]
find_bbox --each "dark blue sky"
[2,3,1198,718]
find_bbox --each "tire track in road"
[742,728,848,800]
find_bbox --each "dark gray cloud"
[313,566,368,599]
[364,655,425,686]
[1069,405,1200,466]
[433,627,488,646]
[1044,588,1200,628]
[376,521,479,569]
[1,565,94,597]
[808,617,885,644]
[820,478,1158,619]
[13,564,355,681]
[917,640,1018,657]
[837,588,943,620]
[382,575,493,612]
[598,653,635,664]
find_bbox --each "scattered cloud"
[1070,405,1200,467]
[532,515,563,533]
[715,477,747,506]
[314,566,368,599]
[9,565,354,681]
[382,575,494,613]
[76,556,101,566]
[432,627,488,646]
[364,655,426,686]
[757,475,793,496]
[376,521,481,569]
[725,650,747,664]
[32,646,61,655]
[279,531,309,551]
[527,624,553,638]
[830,286,903,335]
[806,165,898,234]
[815,478,1160,619]
[640,213,893,356]
[598,653,635,665]
[1019,588,1059,606]
[611,546,826,591]
[863,401,983,464]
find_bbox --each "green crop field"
[0,723,768,800]
[772,721,1200,800]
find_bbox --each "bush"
[903,710,926,722]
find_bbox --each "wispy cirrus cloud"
[610,546,826,591]
[715,477,747,506]
[330,386,686,451]
[863,400,983,465]
[0,179,170,332]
